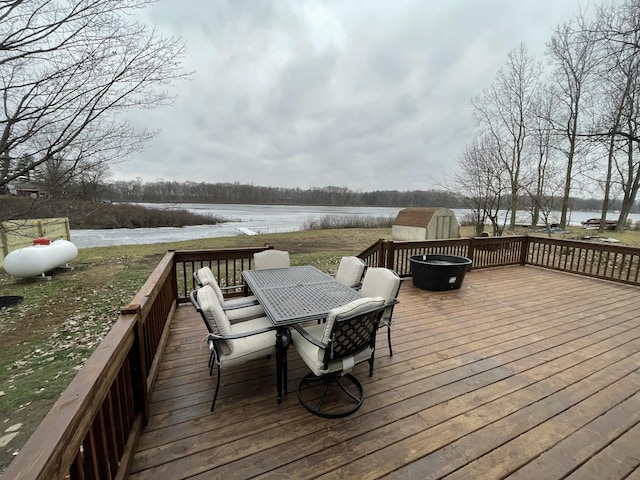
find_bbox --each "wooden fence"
[4,237,639,479]
[0,217,71,265]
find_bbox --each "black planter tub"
[409,254,472,291]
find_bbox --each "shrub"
[303,215,393,230]
[0,197,225,229]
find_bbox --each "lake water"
[69,203,640,249]
[70,203,403,248]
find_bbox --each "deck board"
[130,265,640,479]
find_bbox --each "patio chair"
[359,267,401,356]
[253,249,290,270]
[190,286,276,411]
[194,266,262,315]
[334,256,366,289]
[290,296,386,418]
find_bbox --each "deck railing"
[360,235,640,286]
[4,236,639,479]
[2,249,178,479]
[172,246,273,302]
[524,236,640,285]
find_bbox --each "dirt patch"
[0,262,125,348]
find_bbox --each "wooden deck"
[129,265,640,480]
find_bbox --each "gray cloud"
[114,0,583,191]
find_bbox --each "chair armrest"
[386,298,399,307]
[291,324,327,349]
[193,272,203,287]
[208,325,275,341]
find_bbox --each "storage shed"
[392,207,460,241]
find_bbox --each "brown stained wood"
[505,391,640,480]
[322,347,640,480]
[1,315,139,479]
[437,362,640,480]
[104,390,120,473]
[94,408,112,478]
[115,415,144,480]
[621,465,640,480]
[84,427,99,479]
[129,266,640,480]
[563,419,640,480]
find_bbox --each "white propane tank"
[3,239,78,278]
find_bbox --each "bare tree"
[452,135,509,236]
[592,0,640,232]
[0,0,187,192]
[77,161,111,202]
[526,84,563,231]
[472,43,542,229]
[547,14,601,229]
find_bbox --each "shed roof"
[393,207,443,227]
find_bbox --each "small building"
[392,207,460,241]
[12,183,43,198]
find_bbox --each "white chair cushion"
[226,303,266,323]
[253,250,290,270]
[223,295,258,309]
[219,317,276,368]
[291,323,374,376]
[320,296,385,344]
[291,296,385,376]
[198,267,262,311]
[198,285,234,354]
[360,268,400,300]
[359,268,401,323]
[335,256,366,288]
[197,267,225,304]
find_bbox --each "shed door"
[435,215,451,239]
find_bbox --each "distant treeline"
[105,180,637,212]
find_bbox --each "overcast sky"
[113,0,586,191]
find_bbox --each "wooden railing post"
[378,240,385,268]
[121,304,150,426]
[520,235,530,265]
[468,237,476,271]
[384,240,394,269]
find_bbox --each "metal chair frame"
[292,303,385,418]
[360,268,402,356]
[190,289,275,411]
[193,268,259,310]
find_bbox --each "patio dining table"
[242,265,363,403]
